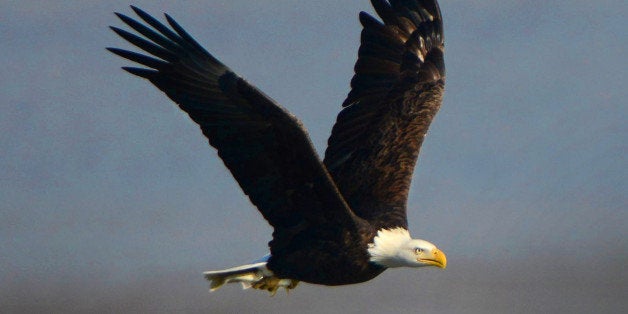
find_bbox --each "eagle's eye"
[414,248,423,255]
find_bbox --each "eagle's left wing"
[324,0,445,229]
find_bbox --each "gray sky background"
[1,0,626,313]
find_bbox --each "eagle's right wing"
[108,7,357,231]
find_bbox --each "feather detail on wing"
[108,6,357,232]
[324,0,445,228]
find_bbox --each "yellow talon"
[250,276,298,296]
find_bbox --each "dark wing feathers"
[108,7,357,233]
[324,0,445,228]
[110,0,445,237]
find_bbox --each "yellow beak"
[419,248,447,269]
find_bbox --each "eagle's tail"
[203,257,299,295]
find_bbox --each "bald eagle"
[109,0,446,294]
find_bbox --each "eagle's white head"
[368,228,447,269]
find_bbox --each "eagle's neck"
[367,227,412,268]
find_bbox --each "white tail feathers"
[204,262,267,291]
[203,261,299,295]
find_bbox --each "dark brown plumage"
[109,0,445,288]
[325,0,445,230]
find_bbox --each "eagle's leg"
[251,276,300,296]
[203,256,299,295]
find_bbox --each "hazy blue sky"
[1,1,626,313]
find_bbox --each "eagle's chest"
[267,227,384,285]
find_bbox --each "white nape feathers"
[368,228,441,268]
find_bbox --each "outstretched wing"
[324,0,445,229]
[108,7,356,232]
